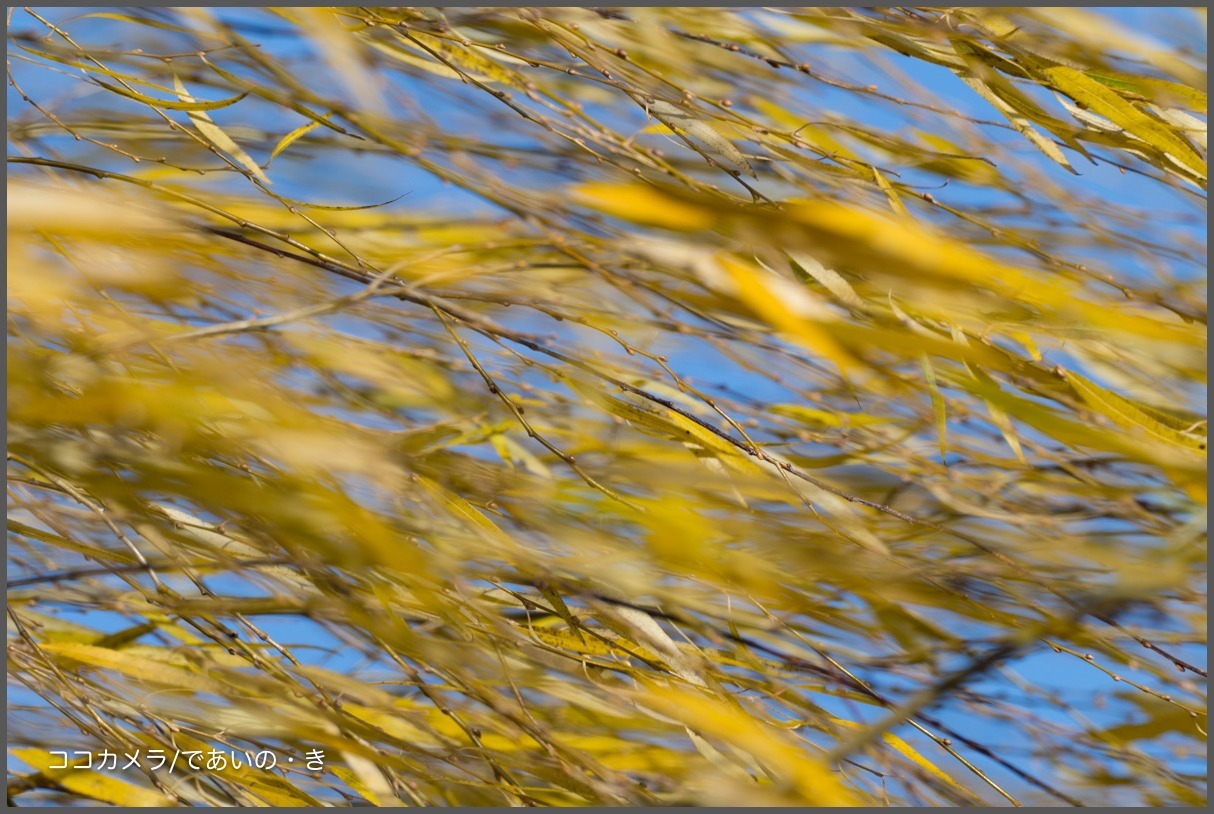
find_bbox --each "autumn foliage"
[7,7,1206,806]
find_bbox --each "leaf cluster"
[7,6,1206,807]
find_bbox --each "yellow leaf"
[91,77,249,112]
[342,703,445,746]
[168,732,321,806]
[368,37,471,80]
[830,719,964,793]
[41,642,232,695]
[8,519,140,565]
[784,202,1199,345]
[1085,70,1207,113]
[1061,368,1207,453]
[649,100,755,178]
[11,748,177,807]
[573,183,716,231]
[963,359,1027,464]
[770,404,891,429]
[173,74,271,185]
[955,74,1075,172]
[720,256,858,375]
[406,30,524,88]
[269,116,325,163]
[1039,64,1205,178]
[528,626,620,657]
[416,476,519,550]
[8,180,174,240]
[787,252,865,310]
[872,166,910,217]
[492,433,554,479]
[293,8,385,114]
[921,354,949,464]
[667,411,754,467]
[630,681,858,805]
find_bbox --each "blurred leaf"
[1062,367,1208,452]
[11,749,178,807]
[7,7,1205,808]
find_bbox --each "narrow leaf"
[269,116,325,163]
[1061,368,1208,452]
[173,73,271,185]
[921,354,949,464]
[92,77,249,111]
